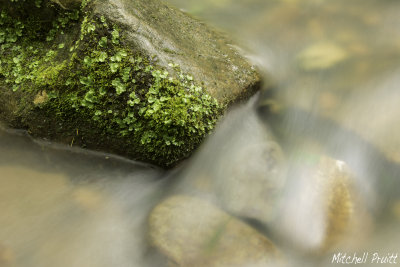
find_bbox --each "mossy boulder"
[0,0,260,167]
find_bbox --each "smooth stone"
[148,195,284,266]
[270,156,371,253]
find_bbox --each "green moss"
[0,0,222,167]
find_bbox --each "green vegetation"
[0,0,222,167]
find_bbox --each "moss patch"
[0,0,222,167]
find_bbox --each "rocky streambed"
[1,0,400,266]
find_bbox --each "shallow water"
[164,0,400,265]
[2,0,400,266]
[0,128,168,267]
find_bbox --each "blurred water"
[2,0,400,266]
[166,0,400,265]
[0,128,167,267]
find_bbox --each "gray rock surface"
[53,0,261,105]
[93,0,260,105]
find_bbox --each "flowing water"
[0,127,168,267]
[2,0,400,266]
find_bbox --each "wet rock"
[0,0,260,167]
[215,141,284,222]
[93,0,260,104]
[148,195,284,266]
[270,156,370,253]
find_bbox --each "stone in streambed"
[148,195,284,266]
[270,156,371,253]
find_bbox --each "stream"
[1,0,400,266]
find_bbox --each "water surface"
[2,0,400,266]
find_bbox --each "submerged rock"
[0,0,260,167]
[148,195,284,266]
[270,156,370,253]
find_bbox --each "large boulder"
[0,0,260,167]
[148,195,284,266]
